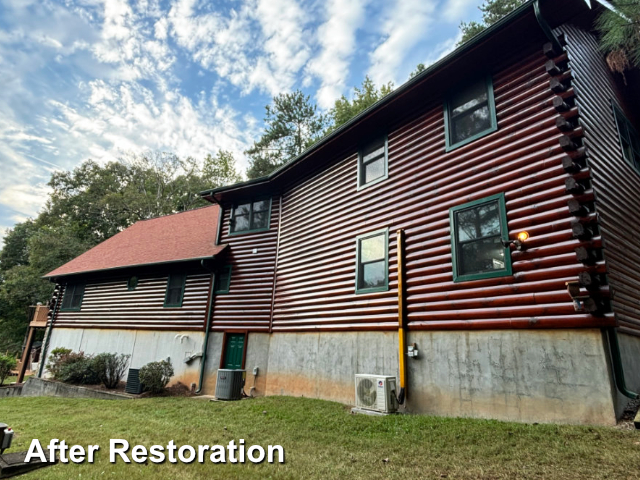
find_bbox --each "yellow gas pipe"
[397,229,407,404]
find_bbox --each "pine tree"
[458,0,526,45]
[595,0,640,74]
[245,91,327,179]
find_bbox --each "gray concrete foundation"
[46,328,206,389]
[47,327,627,425]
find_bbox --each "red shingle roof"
[45,205,226,278]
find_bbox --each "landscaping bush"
[0,354,17,385]
[93,353,130,389]
[46,347,73,379]
[139,360,174,394]
[58,354,100,385]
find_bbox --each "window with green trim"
[230,198,271,234]
[449,193,512,282]
[355,228,389,294]
[215,266,232,294]
[61,283,85,311]
[164,274,186,307]
[444,75,497,151]
[612,103,640,174]
[358,136,388,190]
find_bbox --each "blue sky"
[0,0,484,244]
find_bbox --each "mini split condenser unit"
[354,374,398,413]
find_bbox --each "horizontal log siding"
[561,25,640,336]
[211,197,280,332]
[270,44,614,332]
[54,273,212,330]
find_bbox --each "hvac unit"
[215,369,245,400]
[354,374,398,414]
[125,368,143,394]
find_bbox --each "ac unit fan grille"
[357,378,377,407]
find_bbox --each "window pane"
[360,234,385,262]
[364,158,385,184]
[62,286,73,309]
[252,211,268,230]
[71,285,85,308]
[451,80,488,116]
[168,274,185,288]
[216,271,230,292]
[452,105,491,145]
[459,237,505,275]
[234,203,250,216]
[456,201,500,242]
[253,200,269,212]
[621,138,634,164]
[234,214,250,231]
[167,289,181,305]
[362,144,385,163]
[362,260,386,289]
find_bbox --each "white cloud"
[306,0,367,109]
[0,183,50,218]
[167,0,311,96]
[368,0,437,86]
[420,33,462,68]
[441,0,478,23]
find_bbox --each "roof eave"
[43,245,228,281]
[200,0,539,200]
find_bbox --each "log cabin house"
[43,0,640,425]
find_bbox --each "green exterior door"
[223,333,245,369]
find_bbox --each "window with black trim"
[61,283,85,311]
[164,274,186,307]
[127,276,138,291]
[449,193,511,282]
[612,103,640,174]
[445,75,497,151]
[215,266,232,294]
[230,198,271,234]
[355,228,389,294]
[358,136,388,189]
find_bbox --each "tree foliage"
[0,151,241,355]
[327,76,394,132]
[245,91,327,179]
[595,0,640,74]
[458,0,526,45]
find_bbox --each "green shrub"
[46,347,73,379]
[139,360,174,394]
[0,354,17,385]
[93,353,130,389]
[58,354,100,385]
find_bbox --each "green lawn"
[2,374,31,385]
[0,396,639,479]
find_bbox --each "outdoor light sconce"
[502,231,530,251]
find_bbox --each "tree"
[202,151,242,187]
[327,76,394,132]
[245,90,328,179]
[595,0,640,74]
[0,150,241,355]
[409,64,426,79]
[458,0,526,45]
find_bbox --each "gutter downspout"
[533,0,564,54]
[196,259,216,394]
[196,202,223,395]
[397,229,407,405]
[606,327,639,399]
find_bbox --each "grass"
[1,374,31,385]
[0,396,639,479]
